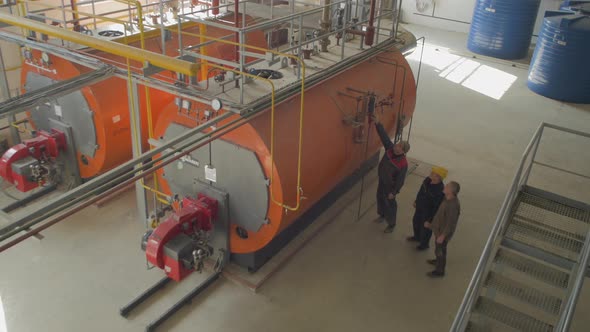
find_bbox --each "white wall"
[401,0,565,36]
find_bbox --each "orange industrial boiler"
[154,48,417,271]
[5,14,265,191]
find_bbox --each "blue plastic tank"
[527,12,590,103]
[467,0,541,59]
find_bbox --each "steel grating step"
[513,214,585,243]
[505,219,583,261]
[467,312,521,332]
[493,246,570,290]
[484,271,562,316]
[473,297,553,332]
[520,190,590,224]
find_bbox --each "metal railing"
[450,122,590,332]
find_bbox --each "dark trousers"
[377,180,397,226]
[412,210,432,247]
[435,239,448,274]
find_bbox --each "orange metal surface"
[21,15,266,178]
[155,49,417,254]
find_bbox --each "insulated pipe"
[0,12,199,76]
[235,0,239,63]
[364,0,377,46]
[70,0,80,30]
[319,0,331,52]
[212,0,220,15]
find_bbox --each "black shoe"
[416,245,429,251]
[427,271,445,278]
[406,236,419,242]
[426,259,437,265]
[384,225,395,233]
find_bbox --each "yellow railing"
[0,12,198,75]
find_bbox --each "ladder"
[451,123,590,332]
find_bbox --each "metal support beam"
[0,47,20,144]
[127,80,148,224]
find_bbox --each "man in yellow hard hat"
[407,166,446,250]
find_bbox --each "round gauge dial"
[211,98,222,111]
[41,52,50,63]
[23,49,33,61]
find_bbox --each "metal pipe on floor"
[1,184,58,213]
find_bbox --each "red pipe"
[235,0,239,63]
[364,0,376,46]
[212,0,220,15]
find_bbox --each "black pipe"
[145,272,220,332]
[413,13,470,25]
[120,277,172,318]
[2,183,57,213]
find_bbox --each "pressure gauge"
[41,52,50,64]
[23,49,33,61]
[211,98,222,111]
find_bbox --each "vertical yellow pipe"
[199,23,208,80]
[114,0,145,49]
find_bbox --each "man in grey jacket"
[425,181,461,277]
[373,115,410,234]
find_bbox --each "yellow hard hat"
[431,166,448,179]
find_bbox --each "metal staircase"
[451,123,590,332]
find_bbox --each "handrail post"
[555,228,590,331]
[522,123,545,186]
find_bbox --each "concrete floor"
[1,24,590,332]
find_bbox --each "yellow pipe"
[18,0,148,48]
[0,12,198,76]
[142,183,170,205]
[113,0,145,49]
[3,65,21,71]
[112,20,200,45]
[11,122,29,134]
[206,62,305,212]
[199,23,208,80]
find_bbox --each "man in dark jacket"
[425,181,461,277]
[373,116,410,234]
[407,166,446,250]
